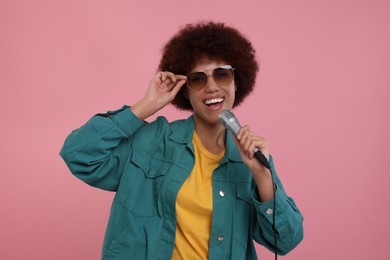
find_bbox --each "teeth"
[204,97,224,105]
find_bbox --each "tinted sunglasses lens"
[187,72,207,90]
[213,67,234,85]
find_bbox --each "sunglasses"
[186,65,235,91]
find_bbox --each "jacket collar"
[223,131,243,163]
[168,115,195,145]
[169,115,243,163]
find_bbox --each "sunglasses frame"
[186,65,235,91]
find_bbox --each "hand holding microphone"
[220,110,278,257]
[219,110,271,170]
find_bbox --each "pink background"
[1,0,389,259]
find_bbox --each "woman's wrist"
[130,97,157,120]
[253,169,274,202]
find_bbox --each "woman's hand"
[234,125,269,171]
[233,125,274,201]
[147,71,187,111]
[131,71,187,120]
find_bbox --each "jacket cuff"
[106,105,145,137]
[251,183,288,221]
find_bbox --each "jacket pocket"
[235,182,252,204]
[118,150,170,217]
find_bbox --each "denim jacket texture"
[60,106,304,260]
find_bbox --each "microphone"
[219,110,271,169]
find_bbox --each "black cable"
[254,153,277,259]
[254,152,277,259]
[255,156,277,259]
[269,167,277,260]
[218,110,278,258]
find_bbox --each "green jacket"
[60,106,303,260]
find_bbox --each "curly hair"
[158,21,259,111]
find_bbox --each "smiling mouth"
[203,97,224,106]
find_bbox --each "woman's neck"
[194,118,226,155]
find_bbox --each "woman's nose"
[204,75,218,92]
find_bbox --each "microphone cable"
[269,166,278,260]
[219,110,278,259]
[254,151,277,259]
[257,156,277,259]
[254,152,278,259]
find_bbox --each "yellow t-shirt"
[172,131,225,260]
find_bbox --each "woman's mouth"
[203,97,225,110]
[203,97,224,106]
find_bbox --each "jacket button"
[217,235,224,241]
[266,208,273,215]
[219,190,225,197]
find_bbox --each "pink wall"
[1,0,389,259]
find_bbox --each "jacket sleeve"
[59,106,145,191]
[250,156,304,255]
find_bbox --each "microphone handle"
[253,148,271,169]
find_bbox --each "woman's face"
[186,59,236,126]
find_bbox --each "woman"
[60,21,303,259]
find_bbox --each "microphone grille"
[219,109,241,136]
[219,109,235,120]
[219,110,233,126]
